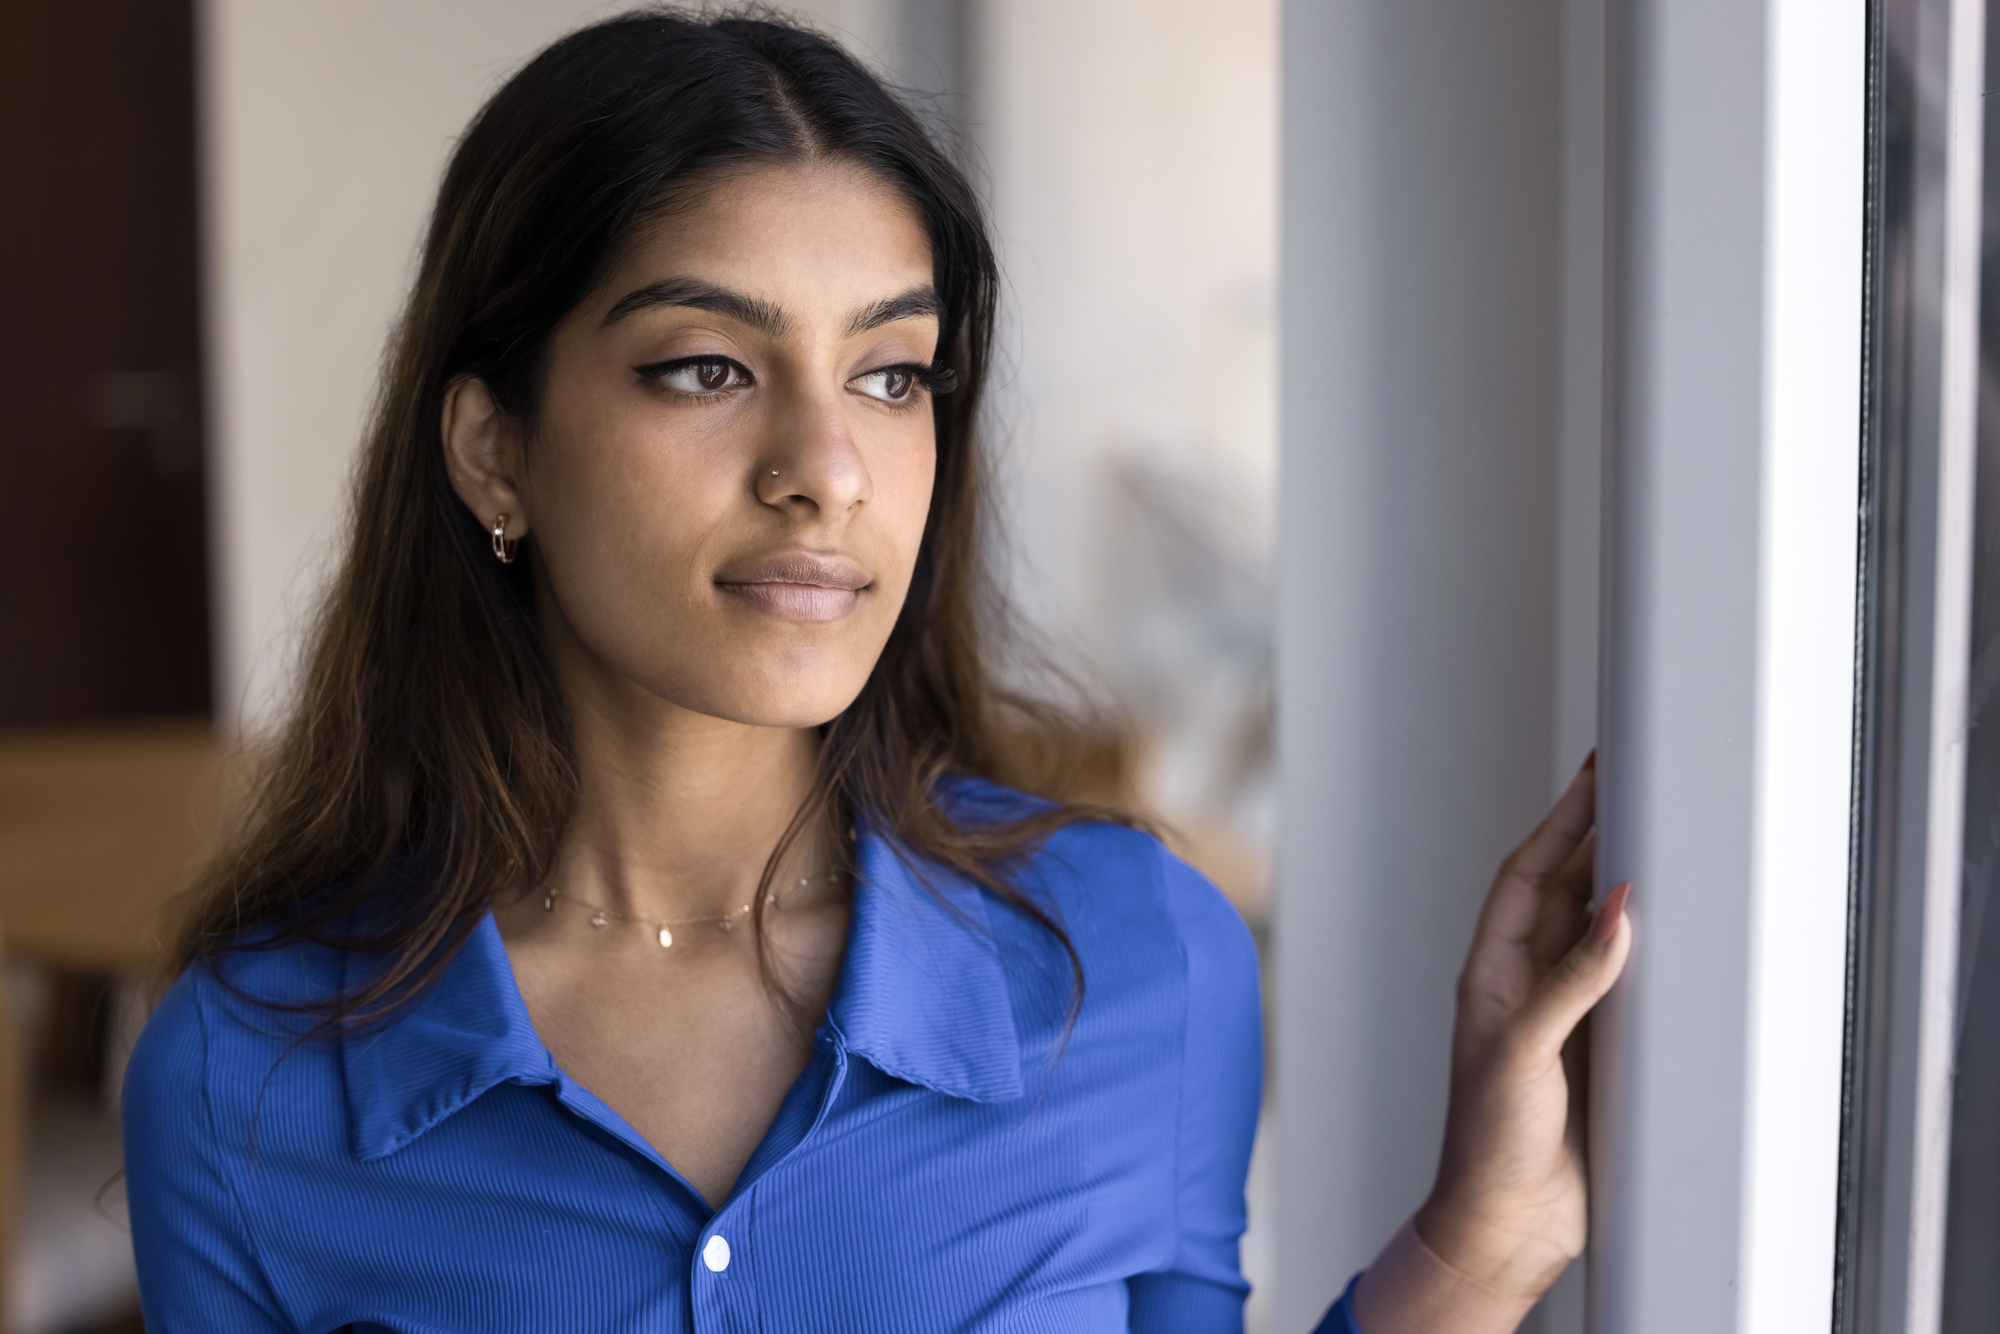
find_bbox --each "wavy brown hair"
[172,8,1129,1029]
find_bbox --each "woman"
[123,10,1631,1332]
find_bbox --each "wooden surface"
[0,720,228,972]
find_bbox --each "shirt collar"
[341,816,1024,1162]
[826,823,1025,1105]
[341,915,556,1161]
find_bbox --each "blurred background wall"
[973,0,1278,873]
[1273,2,1599,1331]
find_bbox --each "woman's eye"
[850,368,919,404]
[653,358,750,394]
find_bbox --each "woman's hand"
[1418,754,1629,1295]
[1377,755,1633,1312]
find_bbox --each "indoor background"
[0,1,1281,1329]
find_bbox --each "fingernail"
[1589,882,1630,942]
[1583,749,1597,772]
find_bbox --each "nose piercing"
[770,469,780,476]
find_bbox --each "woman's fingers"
[1468,760,1596,956]
[1458,756,1606,1038]
[1509,883,1632,1066]
[1526,829,1595,971]
[1504,754,1597,883]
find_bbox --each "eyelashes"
[633,355,958,406]
[642,356,754,396]
[849,364,959,404]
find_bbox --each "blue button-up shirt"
[124,788,1361,1332]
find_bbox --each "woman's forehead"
[599,160,932,324]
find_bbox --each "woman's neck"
[550,675,832,927]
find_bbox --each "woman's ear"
[441,375,531,538]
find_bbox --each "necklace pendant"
[657,926,674,948]
[591,912,608,928]
[719,918,735,932]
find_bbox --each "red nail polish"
[1583,749,1597,771]
[1590,882,1630,942]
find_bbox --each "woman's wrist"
[1409,1190,1576,1299]
[1350,1217,1540,1334]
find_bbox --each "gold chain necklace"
[541,868,839,949]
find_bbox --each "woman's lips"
[714,551,870,623]
[718,582,859,620]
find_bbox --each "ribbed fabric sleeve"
[1127,846,1264,1332]
[123,969,295,1332]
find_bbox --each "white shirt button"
[702,1234,731,1273]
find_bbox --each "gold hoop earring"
[491,513,517,564]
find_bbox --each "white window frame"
[1271,3,1949,1331]
[1589,1,1869,1329]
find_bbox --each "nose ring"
[770,469,780,476]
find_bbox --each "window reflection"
[1941,4,2000,1322]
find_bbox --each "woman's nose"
[755,394,872,518]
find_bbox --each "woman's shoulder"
[1049,818,1260,1008]
[123,938,348,1131]
[945,780,1263,1125]
[944,775,1259,989]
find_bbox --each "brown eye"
[654,358,750,395]
[852,367,918,403]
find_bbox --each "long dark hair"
[173,8,1128,1028]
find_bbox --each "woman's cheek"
[880,433,937,563]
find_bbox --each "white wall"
[1272,2,1566,1327]
[1556,0,1607,792]
[969,0,1278,658]
[198,0,898,733]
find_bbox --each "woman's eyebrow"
[601,277,788,335]
[844,286,942,337]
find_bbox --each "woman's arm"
[1126,845,1265,1332]
[123,972,297,1333]
[1353,756,1631,1331]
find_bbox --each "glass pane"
[1941,3,2000,1324]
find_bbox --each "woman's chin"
[643,660,870,732]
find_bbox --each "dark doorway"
[0,0,211,726]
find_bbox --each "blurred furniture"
[0,925,19,1330]
[0,720,228,1333]
[6,0,230,1322]
[0,721,227,972]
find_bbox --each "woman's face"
[443,161,941,728]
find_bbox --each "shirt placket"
[689,1030,850,1334]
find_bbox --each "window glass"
[1941,8,2000,1325]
